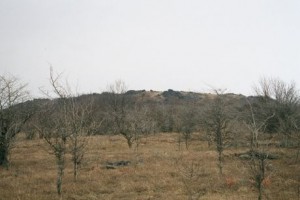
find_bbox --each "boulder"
[106,160,131,169]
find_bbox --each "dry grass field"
[1,133,299,200]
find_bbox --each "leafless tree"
[203,89,232,174]
[248,152,270,200]
[35,69,71,196]
[176,156,207,200]
[0,75,30,167]
[106,80,135,148]
[175,105,197,150]
[273,80,299,147]
[68,96,95,181]
[36,100,68,196]
[243,100,275,200]
[105,80,157,152]
[129,105,156,153]
[254,77,300,146]
[244,98,275,150]
[253,77,273,99]
[36,68,93,195]
[252,77,300,200]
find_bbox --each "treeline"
[20,79,300,150]
[22,89,237,137]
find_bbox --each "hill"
[19,89,261,137]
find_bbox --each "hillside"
[2,89,299,200]
[18,89,261,137]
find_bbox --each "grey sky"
[0,0,299,97]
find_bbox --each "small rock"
[239,154,252,160]
[106,160,131,169]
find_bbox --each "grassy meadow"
[0,133,299,200]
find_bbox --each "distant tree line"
[5,77,300,151]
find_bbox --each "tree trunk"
[178,134,182,151]
[185,134,189,150]
[56,151,65,196]
[0,136,9,168]
[57,167,63,196]
[216,127,223,175]
[218,151,223,175]
[257,158,265,200]
[126,137,133,148]
[72,138,79,181]
[296,141,300,163]
[74,162,78,182]
[297,175,300,200]
[258,184,262,200]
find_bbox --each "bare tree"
[244,98,275,150]
[175,105,197,150]
[36,68,92,195]
[129,104,156,153]
[36,100,68,196]
[68,96,95,181]
[252,77,300,199]
[243,99,275,200]
[105,81,157,151]
[253,77,273,99]
[248,152,270,200]
[106,80,135,148]
[204,89,232,174]
[0,75,30,167]
[35,69,71,196]
[273,79,299,147]
[176,157,207,200]
[254,77,300,146]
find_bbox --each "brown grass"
[0,133,299,200]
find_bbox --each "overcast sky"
[0,0,299,97]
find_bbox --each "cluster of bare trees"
[1,69,300,199]
[33,68,95,195]
[172,78,300,200]
[254,78,300,150]
[104,80,156,150]
[246,78,300,200]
